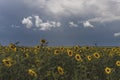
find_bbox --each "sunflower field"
[0,42,120,80]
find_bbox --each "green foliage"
[0,46,120,80]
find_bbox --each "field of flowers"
[0,41,120,80]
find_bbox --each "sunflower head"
[34,49,39,54]
[67,50,73,57]
[87,55,92,61]
[57,66,64,75]
[2,58,15,67]
[54,50,59,55]
[2,59,12,67]
[108,52,114,57]
[105,67,112,74]
[13,47,17,52]
[75,54,83,62]
[93,52,100,59]
[74,45,80,50]
[35,45,40,49]
[111,48,117,52]
[116,61,120,66]
[28,69,37,77]
[9,43,16,49]
[40,39,46,44]
[60,47,64,51]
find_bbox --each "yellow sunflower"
[54,50,59,55]
[108,52,114,57]
[13,47,17,52]
[9,43,15,49]
[75,54,83,62]
[2,58,14,67]
[67,50,73,57]
[105,67,112,74]
[87,55,92,61]
[60,47,64,51]
[117,52,120,56]
[28,69,37,77]
[111,48,117,52]
[116,61,120,66]
[57,66,64,75]
[34,49,39,54]
[74,45,80,50]
[40,39,46,44]
[93,52,100,59]
[35,45,40,49]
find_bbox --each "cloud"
[114,32,120,37]
[21,0,120,30]
[34,15,61,30]
[22,16,33,28]
[23,0,120,23]
[88,13,120,23]
[23,0,90,15]
[69,22,78,27]
[83,21,94,28]
[38,21,61,31]
[34,16,43,28]
[22,15,61,31]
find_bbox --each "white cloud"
[114,32,120,37]
[88,13,120,23]
[23,0,87,15]
[69,22,78,27]
[22,15,61,31]
[34,16,61,30]
[23,0,120,23]
[22,16,33,28]
[38,22,52,30]
[34,16,43,28]
[37,21,60,30]
[83,21,94,28]
[38,21,61,31]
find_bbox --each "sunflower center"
[77,56,80,59]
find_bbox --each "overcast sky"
[0,0,120,46]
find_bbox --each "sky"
[0,0,120,46]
